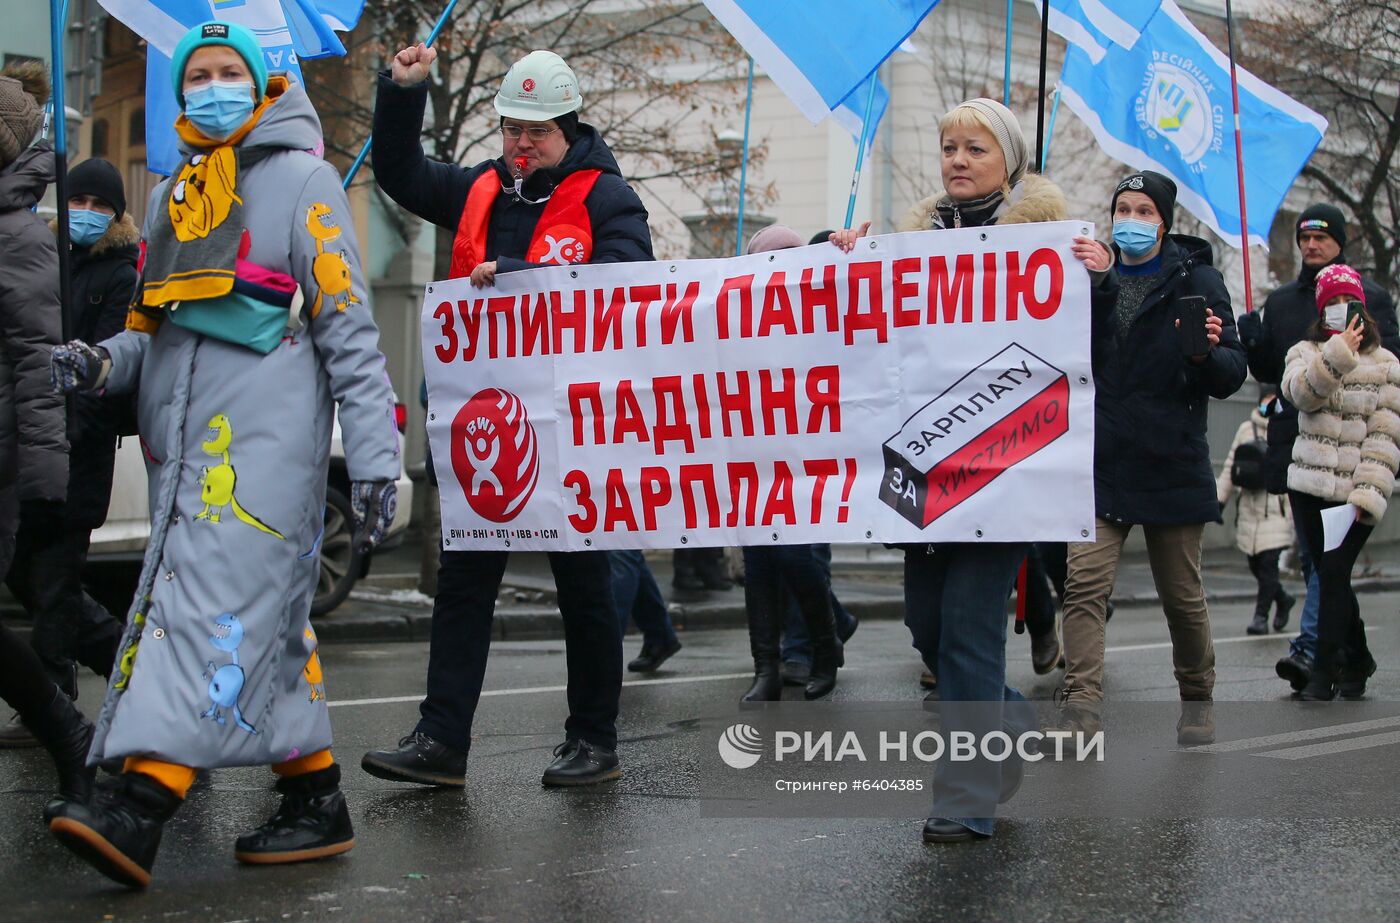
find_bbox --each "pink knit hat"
[746,224,804,255]
[1314,264,1365,311]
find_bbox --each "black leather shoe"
[1273,594,1296,632]
[781,660,811,686]
[1299,672,1337,701]
[541,738,620,786]
[672,568,706,593]
[742,664,783,702]
[627,639,682,673]
[1338,652,1377,700]
[837,611,859,644]
[1030,629,1061,675]
[235,764,355,864]
[361,731,467,787]
[0,711,39,748]
[921,817,989,843]
[804,649,840,700]
[49,772,182,889]
[1246,613,1269,635]
[1276,653,1313,692]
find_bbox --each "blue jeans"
[780,544,855,665]
[610,551,677,647]
[1287,503,1320,660]
[904,542,1035,837]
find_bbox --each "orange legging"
[124,749,334,798]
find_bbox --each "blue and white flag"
[701,0,939,124]
[1045,0,1162,64]
[96,0,360,174]
[1058,0,1326,248]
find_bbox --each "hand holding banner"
[422,222,1097,551]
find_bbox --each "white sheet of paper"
[1321,503,1357,553]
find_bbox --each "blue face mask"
[183,81,256,141]
[68,208,112,247]
[1113,218,1161,257]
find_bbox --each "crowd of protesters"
[1,23,1397,888]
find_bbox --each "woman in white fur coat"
[1281,264,1400,700]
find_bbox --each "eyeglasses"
[500,124,559,141]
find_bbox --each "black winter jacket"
[371,74,653,271]
[1242,261,1399,494]
[1090,235,1248,525]
[0,142,67,506]
[58,213,139,529]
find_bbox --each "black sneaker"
[627,639,682,673]
[921,817,990,843]
[1276,653,1314,692]
[49,772,183,889]
[541,738,620,786]
[235,764,355,865]
[361,731,467,787]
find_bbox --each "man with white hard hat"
[364,46,651,788]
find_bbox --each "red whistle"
[513,156,528,176]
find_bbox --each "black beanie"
[68,158,126,220]
[1112,170,1177,233]
[1296,203,1345,249]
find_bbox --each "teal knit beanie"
[170,22,268,108]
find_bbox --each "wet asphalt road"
[4,592,1400,921]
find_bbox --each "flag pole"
[1002,0,1014,107]
[843,76,880,230]
[1034,0,1050,173]
[342,0,461,189]
[49,0,72,342]
[1224,0,1255,312]
[1041,83,1062,174]
[734,56,755,256]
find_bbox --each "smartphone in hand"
[1176,295,1210,356]
[1347,299,1366,331]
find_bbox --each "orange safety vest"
[449,168,602,279]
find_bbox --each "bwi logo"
[718,724,763,769]
[1138,61,1218,165]
[521,78,536,92]
[450,389,540,523]
[529,224,592,265]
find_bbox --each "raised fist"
[391,43,437,87]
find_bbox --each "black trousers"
[416,549,622,753]
[0,486,59,722]
[1021,545,1059,638]
[1246,548,1289,620]
[1289,491,1374,674]
[4,523,122,685]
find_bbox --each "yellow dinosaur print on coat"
[113,609,147,692]
[305,203,360,318]
[170,149,240,242]
[303,626,325,703]
[194,414,286,539]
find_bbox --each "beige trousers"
[1061,517,1215,704]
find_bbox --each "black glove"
[1235,311,1263,349]
[350,480,397,556]
[50,340,109,394]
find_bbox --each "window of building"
[90,118,109,158]
[128,108,145,146]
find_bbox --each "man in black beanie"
[1236,203,1398,693]
[0,156,136,746]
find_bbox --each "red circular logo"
[521,78,536,92]
[450,389,540,523]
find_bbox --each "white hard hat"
[494,50,583,121]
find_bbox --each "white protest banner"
[422,220,1096,551]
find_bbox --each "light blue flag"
[702,0,939,123]
[95,0,362,173]
[1045,0,1162,63]
[1058,0,1326,248]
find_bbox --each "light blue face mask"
[1113,218,1161,257]
[68,208,112,247]
[183,80,256,141]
